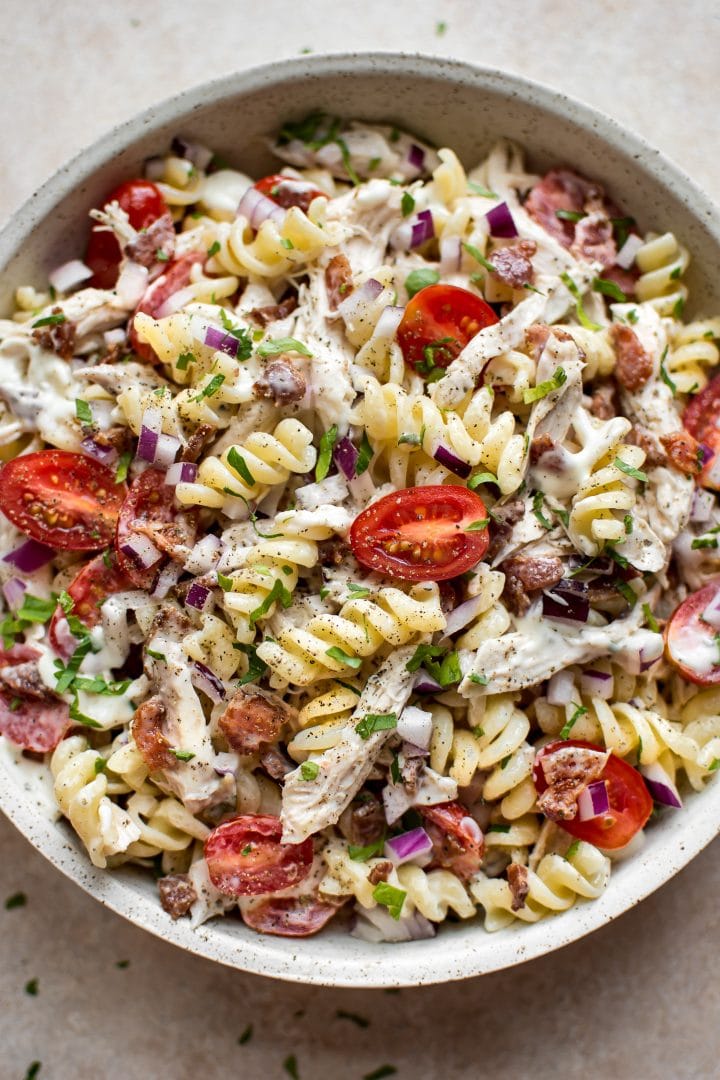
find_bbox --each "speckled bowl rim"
[1,52,719,988]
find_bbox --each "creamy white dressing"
[670,619,720,677]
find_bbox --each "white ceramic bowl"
[1,53,719,987]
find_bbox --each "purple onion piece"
[441,594,485,637]
[698,442,715,466]
[137,426,159,463]
[407,143,426,172]
[186,582,211,611]
[120,534,162,570]
[547,669,575,706]
[170,136,213,171]
[2,577,26,609]
[334,436,359,480]
[205,325,240,358]
[236,186,285,229]
[577,780,610,821]
[192,661,226,703]
[432,443,471,479]
[151,560,183,599]
[485,201,518,238]
[385,827,433,866]
[413,668,442,694]
[165,461,198,486]
[641,763,683,808]
[3,538,56,574]
[542,588,590,623]
[80,437,117,467]
[410,209,434,248]
[49,259,93,294]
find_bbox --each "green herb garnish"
[315,424,338,482]
[355,713,397,740]
[405,268,439,299]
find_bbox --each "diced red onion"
[116,261,149,306]
[205,325,241,358]
[396,705,433,750]
[413,668,443,694]
[351,906,436,943]
[542,586,589,623]
[186,582,211,611]
[392,210,435,251]
[640,762,683,808]
[337,277,383,323]
[702,589,720,630]
[171,136,213,172]
[334,436,359,480]
[80,436,116,467]
[690,488,715,523]
[2,577,26,609]
[432,443,471,479]
[3,538,55,574]
[154,433,181,468]
[580,669,614,700]
[385,827,433,867]
[120,533,162,570]
[382,782,412,825]
[441,594,485,638]
[151,560,182,599]
[615,233,644,270]
[165,461,198,486]
[236,186,285,229]
[49,259,93,294]
[144,156,166,181]
[407,144,425,173]
[191,661,226,703]
[485,202,518,239]
[156,284,198,319]
[439,235,462,273]
[372,304,405,340]
[214,751,240,777]
[577,780,610,821]
[547,668,575,706]
[616,629,664,674]
[698,442,714,468]
[184,534,223,574]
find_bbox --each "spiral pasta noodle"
[665,318,720,393]
[634,232,690,315]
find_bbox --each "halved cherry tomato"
[254,174,327,214]
[241,895,343,937]
[683,372,720,490]
[205,814,313,897]
[419,801,484,882]
[85,179,168,289]
[49,552,133,659]
[665,579,720,686]
[115,469,183,589]
[349,485,489,582]
[129,250,206,363]
[533,739,653,850]
[397,284,499,375]
[0,451,126,552]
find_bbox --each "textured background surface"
[1,2,719,1077]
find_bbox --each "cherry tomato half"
[665,578,720,686]
[115,469,182,589]
[0,451,126,552]
[85,179,168,289]
[129,250,206,363]
[349,485,490,582]
[204,814,313,897]
[397,284,499,375]
[49,551,133,659]
[254,174,327,214]
[533,739,653,850]
[420,801,484,881]
[683,372,720,490]
[240,895,342,937]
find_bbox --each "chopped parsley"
[326,645,362,668]
[315,424,338,482]
[406,644,461,687]
[611,216,635,249]
[565,839,581,861]
[555,209,586,223]
[192,373,225,403]
[227,446,256,487]
[348,836,386,861]
[397,431,422,447]
[532,490,553,530]
[435,19,447,34]
[592,276,627,302]
[355,431,374,475]
[16,594,56,624]
[300,761,319,781]
[463,240,497,275]
[615,579,637,608]
[336,1009,370,1028]
[75,399,93,424]
[465,518,489,531]
[467,182,498,198]
[283,1055,299,1080]
[560,271,601,331]
[405,267,439,299]
[5,891,26,910]
[115,450,132,483]
[32,312,66,327]
[171,749,195,762]
[560,703,588,740]
[523,366,567,404]
[25,1064,41,1080]
[400,191,415,217]
[236,643,268,686]
[176,351,196,371]
[469,674,489,687]
[614,457,648,483]
[218,309,253,359]
[248,579,293,625]
[356,713,397,740]
[642,603,660,633]
[364,1068,397,1080]
[25,978,38,996]
[659,347,677,396]
[238,1024,253,1045]
[280,237,294,250]
[691,536,718,550]
[207,241,220,258]
[146,648,166,662]
[468,471,498,489]
[156,249,170,262]
[624,514,634,535]
[372,882,406,920]
[486,824,511,834]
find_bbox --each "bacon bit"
[180,424,215,463]
[325,253,354,310]
[134,511,197,562]
[525,168,605,246]
[530,433,556,465]
[124,213,176,270]
[158,873,197,919]
[253,358,306,405]
[626,425,667,468]
[218,686,297,755]
[609,324,654,391]
[240,894,344,937]
[537,745,609,822]
[317,538,351,568]
[132,696,178,772]
[89,425,134,455]
[588,382,618,421]
[400,753,424,794]
[486,498,525,562]
[660,431,702,476]
[0,662,56,702]
[601,264,638,299]
[248,295,298,327]
[367,860,393,886]
[491,239,537,288]
[524,323,574,363]
[259,744,294,781]
[507,862,530,911]
[345,794,385,847]
[420,802,484,882]
[570,211,615,269]
[32,306,77,360]
[501,555,564,615]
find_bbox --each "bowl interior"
[1,53,719,986]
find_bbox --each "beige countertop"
[1,2,719,1077]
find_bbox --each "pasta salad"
[0,115,718,941]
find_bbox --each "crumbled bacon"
[537,745,609,822]
[158,873,197,919]
[218,686,297,755]
[588,382,618,420]
[399,752,424,794]
[570,211,615,269]
[253,358,306,405]
[501,555,565,615]
[32,307,77,360]
[609,324,654,391]
[88,425,134,455]
[181,424,215,463]
[0,661,56,702]
[525,168,626,269]
[367,860,393,886]
[524,323,574,362]
[134,511,197,562]
[486,498,525,562]
[530,433,556,465]
[660,431,702,476]
[132,696,178,772]
[345,794,385,847]
[124,213,176,269]
[325,253,354,310]
[317,538,351,568]
[259,744,294,780]
[626,425,667,468]
[248,295,298,327]
[507,862,530,911]
[491,239,537,288]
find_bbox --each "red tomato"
[0,451,126,552]
[85,179,167,289]
[49,552,133,659]
[683,373,720,490]
[254,174,327,214]
[419,801,484,881]
[533,739,653,850]
[205,814,313,897]
[397,284,499,375]
[0,695,69,753]
[241,895,343,937]
[115,469,181,589]
[349,485,490,582]
[129,250,206,363]
[665,579,720,686]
